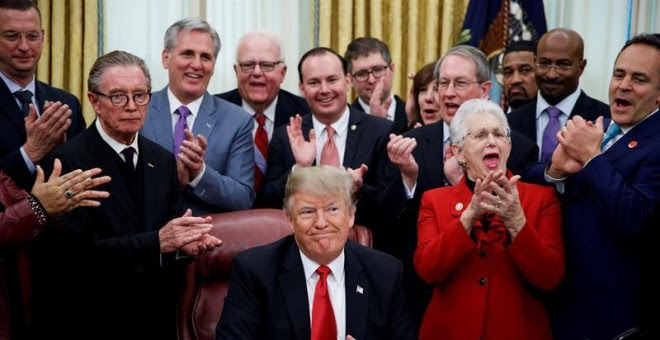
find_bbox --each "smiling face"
[417,80,441,124]
[162,29,216,104]
[437,55,490,124]
[609,44,660,128]
[234,34,286,112]
[89,65,149,145]
[288,191,354,265]
[299,52,350,125]
[535,31,585,105]
[454,112,511,181]
[0,7,43,87]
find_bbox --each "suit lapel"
[139,136,161,230]
[344,242,368,340]
[522,101,537,142]
[604,113,660,163]
[419,123,446,189]
[191,93,218,142]
[343,109,364,168]
[0,76,24,134]
[87,124,140,227]
[148,88,175,150]
[278,240,311,340]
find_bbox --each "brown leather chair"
[177,208,373,340]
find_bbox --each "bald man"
[507,28,610,162]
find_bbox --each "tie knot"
[177,105,191,118]
[14,90,33,103]
[121,147,135,163]
[325,125,335,138]
[546,107,562,118]
[605,122,621,136]
[255,112,266,126]
[316,265,331,280]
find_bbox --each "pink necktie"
[320,126,340,167]
[311,265,337,340]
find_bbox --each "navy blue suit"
[216,235,416,339]
[0,77,85,188]
[352,95,409,134]
[525,112,660,339]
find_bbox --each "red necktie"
[320,126,340,167]
[254,112,268,192]
[311,265,336,340]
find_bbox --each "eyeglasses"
[0,30,42,43]
[435,79,481,91]
[93,91,151,107]
[535,60,575,72]
[464,128,510,142]
[352,64,390,82]
[238,61,282,73]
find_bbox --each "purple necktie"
[173,106,190,157]
[541,107,562,162]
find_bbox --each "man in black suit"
[508,28,610,162]
[0,0,85,188]
[502,40,538,112]
[217,165,415,339]
[32,51,221,339]
[344,37,409,134]
[261,47,395,226]
[383,45,538,328]
[216,31,308,192]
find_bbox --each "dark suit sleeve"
[258,126,291,208]
[0,149,33,189]
[216,254,263,340]
[388,258,417,339]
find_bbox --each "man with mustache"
[507,28,609,162]
[502,40,538,112]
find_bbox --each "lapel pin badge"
[455,202,464,211]
[206,123,212,128]
[356,285,363,295]
[351,124,357,131]
[147,163,155,168]
[628,140,638,149]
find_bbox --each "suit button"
[479,278,487,286]
[479,250,488,257]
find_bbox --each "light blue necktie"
[601,122,622,151]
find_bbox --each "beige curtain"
[317,0,470,101]
[36,0,98,125]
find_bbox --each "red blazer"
[414,175,564,340]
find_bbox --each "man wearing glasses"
[142,18,255,214]
[217,31,308,195]
[381,45,538,329]
[0,0,85,189]
[344,37,409,134]
[507,28,610,161]
[33,50,221,339]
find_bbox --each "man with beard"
[502,40,538,112]
[507,28,609,162]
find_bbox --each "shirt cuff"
[544,165,566,194]
[188,163,206,188]
[20,146,36,174]
[403,180,416,199]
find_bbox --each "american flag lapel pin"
[356,285,363,294]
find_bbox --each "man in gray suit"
[142,18,254,214]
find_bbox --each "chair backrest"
[177,208,372,340]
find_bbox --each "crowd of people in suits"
[1,0,659,339]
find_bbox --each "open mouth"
[249,81,266,88]
[483,152,500,170]
[613,97,632,110]
[185,73,202,80]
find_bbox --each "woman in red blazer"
[414,99,564,339]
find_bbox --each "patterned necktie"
[14,90,33,117]
[601,122,622,151]
[320,126,340,167]
[541,107,562,162]
[173,106,191,157]
[121,147,135,170]
[253,112,268,192]
[311,265,336,340]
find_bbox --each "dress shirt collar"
[167,87,203,117]
[311,106,350,139]
[535,87,581,119]
[443,121,450,144]
[242,95,278,123]
[358,93,396,121]
[299,246,345,285]
[95,119,139,157]
[0,70,36,95]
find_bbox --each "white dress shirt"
[534,88,581,158]
[312,107,350,166]
[242,96,279,142]
[95,119,139,167]
[300,249,346,340]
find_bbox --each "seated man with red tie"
[141,18,255,215]
[217,165,415,339]
[260,47,396,226]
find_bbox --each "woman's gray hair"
[449,99,511,145]
[283,166,356,215]
[88,50,151,93]
[164,17,221,58]
[434,45,490,82]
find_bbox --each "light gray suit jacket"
[142,87,255,214]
